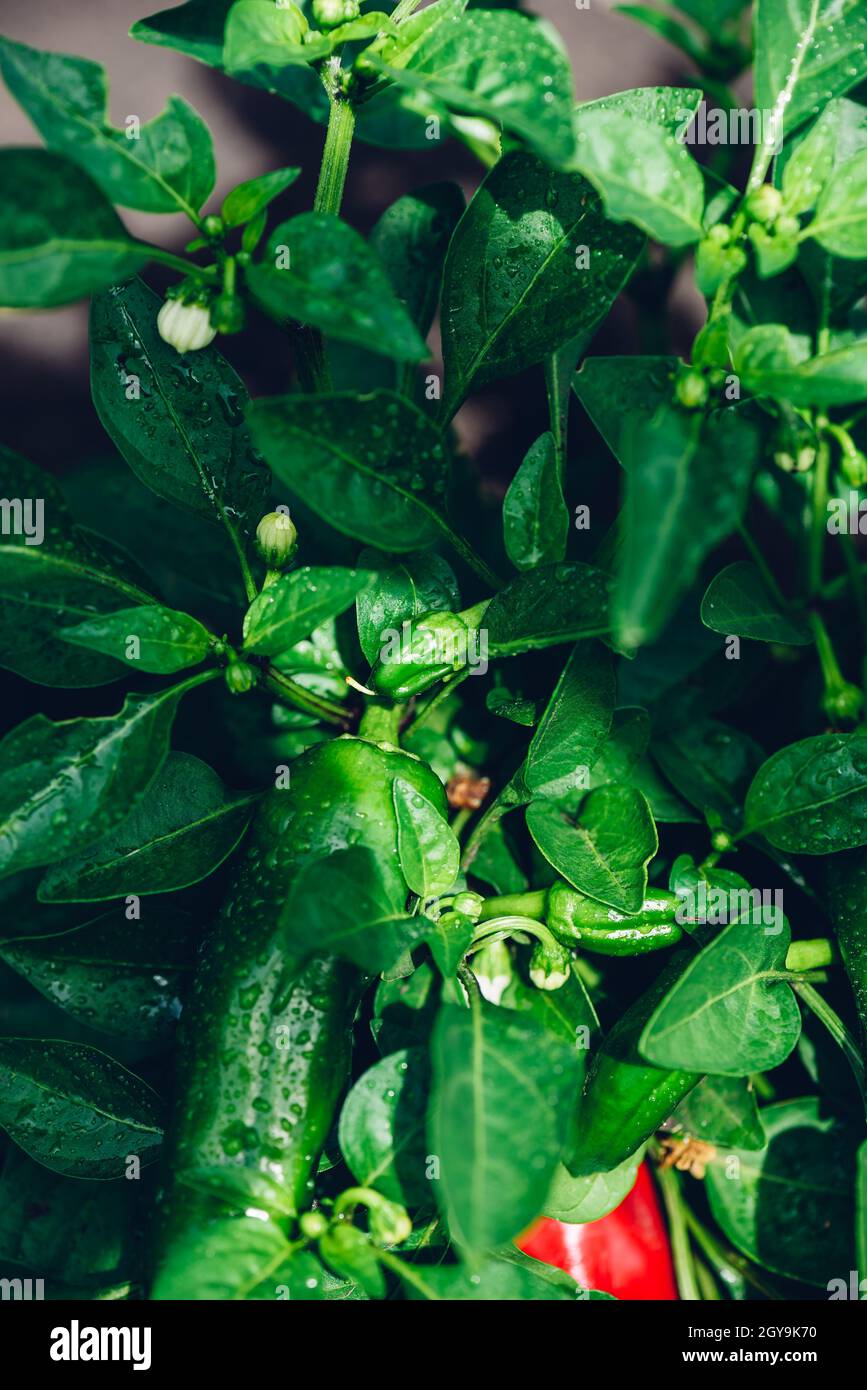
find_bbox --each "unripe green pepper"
[370,609,470,701]
[567,954,703,1176]
[546,881,684,956]
[152,735,446,1298]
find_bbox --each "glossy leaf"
[441,151,643,418]
[527,785,658,914]
[221,167,301,228]
[90,278,270,534]
[671,1076,766,1151]
[754,0,867,141]
[700,562,812,645]
[485,563,614,657]
[152,1218,324,1300]
[525,643,615,800]
[544,1150,642,1224]
[429,1000,582,1252]
[0,906,195,1042]
[640,915,801,1075]
[60,604,212,674]
[355,549,459,667]
[503,432,569,571]
[0,149,144,307]
[131,0,234,68]
[247,390,450,552]
[37,752,256,903]
[397,1253,581,1301]
[393,778,460,899]
[0,37,215,216]
[809,149,867,257]
[573,355,677,464]
[242,567,372,658]
[570,108,705,247]
[0,447,154,688]
[0,1038,162,1178]
[745,734,867,854]
[653,718,765,828]
[734,324,867,407]
[247,213,428,362]
[370,183,465,338]
[588,707,651,791]
[705,1098,859,1285]
[0,681,193,878]
[338,1047,431,1207]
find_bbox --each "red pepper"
[517,1163,678,1300]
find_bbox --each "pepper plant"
[1,0,867,1303]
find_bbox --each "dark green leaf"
[0,1038,162,1178]
[397,1254,580,1300]
[393,778,460,899]
[441,151,643,418]
[700,562,813,645]
[370,183,465,338]
[0,37,215,216]
[525,643,615,800]
[527,785,657,914]
[247,390,450,552]
[0,680,193,878]
[503,432,569,571]
[754,0,867,141]
[705,1098,859,1285]
[485,563,614,657]
[589,707,651,790]
[222,167,301,228]
[0,149,144,307]
[653,718,765,828]
[429,1000,582,1251]
[745,733,867,853]
[37,752,255,903]
[544,1150,642,1223]
[734,323,867,407]
[670,1075,766,1151]
[152,1217,324,1299]
[131,0,234,68]
[355,549,459,667]
[247,213,428,362]
[573,355,677,463]
[338,1047,431,1207]
[60,603,212,674]
[90,278,271,535]
[242,566,372,657]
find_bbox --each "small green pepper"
[546,881,684,957]
[370,609,470,700]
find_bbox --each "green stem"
[436,521,503,589]
[137,243,218,279]
[478,890,548,922]
[784,938,836,972]
[655,1166,702,1301]
[359,700,403,743]
[544,354,569,491]
[377,1247,442,1300]
[809,610,847,696]
[808,435,831,597]
[737,521,787,608]
[457,961,483,1008]
[683,1208,781,1300]
[263,666,351,727]
[793,980,867,1110]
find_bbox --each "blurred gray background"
[0,0,696,468]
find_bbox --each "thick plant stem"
[793,981,867,1110]
[478,889,548,922]
[263,666,351,727]
[655,1165,701,1301]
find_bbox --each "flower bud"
[157,296,217,354]
[211,293,245,335]
[529,939,571,992]
[312,0,359,28]
[745,184,784,226]
[823,682,863,724]
[299,1209,329,1240]
[255,511,298,569]
[225,661,257,695]
[675,369,709,410]
[202,214,225,239]
[366,1196,412,1248]
[451,890,484,922]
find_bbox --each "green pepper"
[370,609,470,700]
[546,881,684,956]
[826,848,867,1046]
[567,954,703,1176]
[152,735,445,1297]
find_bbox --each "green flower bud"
[299,1209,329,1240]
[776,213,801,238]
[675,369,709,411]
[225,661,257,695]
[366,1196,412,1248]
[711,829,734,853]
[202,214,224,239]
[823,682,864,724]
[312,0,359,28]
[211,293,245,335]
[451,890,485,922]
[255,511,298,569]
[529,939,571,991]
[707,223,732,246]
[157,296,217,354]
[745,184,784,226]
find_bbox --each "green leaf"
[393,778,460,898]
[60,603,212,674]
[376,8,577,166]
[0,37,215,216]
[370,183,465,339]
[782,106,838,215]
[283,846,434,973]
[570,108,705,247]
[588,707,651,791]
[544,1150,642,1224]
[501,968,600,1051]
[614,405,762,647]
[704,1098,859,1285]
[441,151,643,418]
[429,1000,582,1251]
[427,913,475,982]
[653,718,765,828]
[503,432,569,571]
[525,643,615,800]
[223,0,331,84]
[0,149,145,307]
[485,563,614,657]
[338,1047,431,1207]
[671,1076,766,1151]
[247,390,450,552]
[527,785,658,914]
[0,905,194,1042]
[355,549,459,667]
[242,566,372,658]
[0,681,194,879]
[247,213,428,362]
[640,915,801,1075]
[397,1253,581,1301]
[0,447,155,688]
[754,0,867,142]
[734,323,867,407]
[37,752,255,903]
[744,733,867,853]
[221,167,301,228]
[152,1218,324,1300]
[858,1139,867,1286]
[90,278,271,536]
[809,148,867,257]
[700,562,813,645]
[131,0,234,68]
[573,355,677,463]
[0,1038,162,1178]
